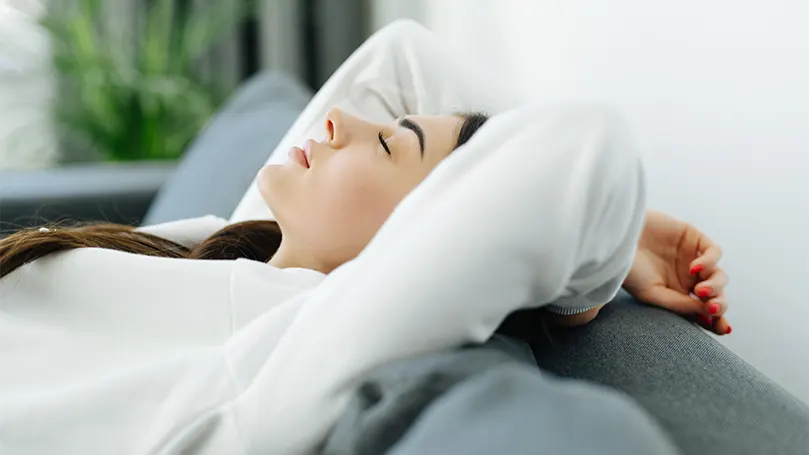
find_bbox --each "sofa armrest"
[0,162,176,233]
[506,292,809,455]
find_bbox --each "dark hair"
[0,221,283,278]
[0,113,490,280]
[455,112,489,149]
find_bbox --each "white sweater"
[0,20,645,455]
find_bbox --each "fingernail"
[708,302,720,315]
[697,287,712,299]
[690,264,703,275]
[726,325,733,335]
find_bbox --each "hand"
[623,210,731,335]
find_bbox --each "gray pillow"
[143,72,311,225]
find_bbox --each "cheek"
[306,159,406,245]
[316,162,401,224]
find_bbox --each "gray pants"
[321,336,679,455]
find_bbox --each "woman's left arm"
[550,210,732,335]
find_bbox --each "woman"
[0,20,730,454]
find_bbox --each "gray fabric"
[529,291,809,455]
[142,72,312,225]
[0,163,175,231]
[322,336,678,455]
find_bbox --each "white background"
[374,0,809,402]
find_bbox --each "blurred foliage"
[41,0,256,162]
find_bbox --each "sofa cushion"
[143,72,311,225]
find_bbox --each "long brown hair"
[0,221,282,279]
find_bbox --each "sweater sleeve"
[0,249,241,455]
[233,101,646,454]
[229,19,520,223]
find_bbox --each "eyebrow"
[398,117,425,158]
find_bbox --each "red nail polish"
[726,325,733,334]
[697,287,712,299]
[708,303,720,315]
[690,264,703,275]
[697,315,712,327]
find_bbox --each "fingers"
[694,269,729,316]
[696,269,729,296]
[695,314,732,336]
[693,268,731,334]
[689,242,723,279]
[643,287,705,315]
[682,232,731,335]
[713,316,732,335]
[702,296,728,317]
[641,286,733,336]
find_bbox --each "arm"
[229,19,520,223]
[233,102,646,453]
[550,208,736,330]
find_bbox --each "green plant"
[42,0,255,162]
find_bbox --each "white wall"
[412,0,809,402]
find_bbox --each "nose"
[325,108,345,147]
[325,108,376,149]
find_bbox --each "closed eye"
[378,131,392,155]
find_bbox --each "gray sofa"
[1,71,806,454]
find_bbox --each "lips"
[288,140,316,168]
[303,140,314,164]
[288,146,309,168]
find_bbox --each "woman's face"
[258,108,463,270]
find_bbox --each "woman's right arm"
[234,103,647,454]
[230,19,520,222]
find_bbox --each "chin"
[257,165,283,205]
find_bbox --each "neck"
[268,240,333,274]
